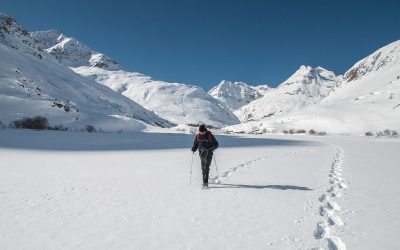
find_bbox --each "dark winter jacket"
[192,131,219,152]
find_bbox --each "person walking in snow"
[191,124,219,188]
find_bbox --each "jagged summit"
[208,80,269,111]
[0,13,45,60]
[31,29,122,70]
[0,13,29,38]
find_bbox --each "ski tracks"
[314,147,348,250]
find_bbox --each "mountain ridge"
[31,29,240,127]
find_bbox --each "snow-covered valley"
[1,129,399,250]
[1,10,400,250]
[1,12,399,134]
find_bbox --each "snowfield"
[1,130,399,250]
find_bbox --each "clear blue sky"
[2,0,400,89]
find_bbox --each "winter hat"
[199,124,207,132]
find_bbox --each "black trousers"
[199,150,213,184]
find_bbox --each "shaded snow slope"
[32,30,240,127]
[236,66,339,122]
[208,80,270,111]
[225,40,400,134]
[0,13,171,130]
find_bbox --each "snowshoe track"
[209,156,267,184]
[314,147,347,250]
[209,149,311,184]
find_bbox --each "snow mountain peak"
[31,30,122,71]
[283,65,338,87]
[235,66,339,122]
[208,80,269,111]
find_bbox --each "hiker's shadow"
[211,183,313,191]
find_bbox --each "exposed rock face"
[342,41,400,82]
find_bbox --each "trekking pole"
[213,154,221,184]
[189,153,194,186]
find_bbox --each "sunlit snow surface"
[1,129,399,249]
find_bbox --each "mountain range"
[1,12,399,134]
[225,40,400,134]
[30,29,240,128]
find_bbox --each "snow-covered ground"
[1,129,399,249]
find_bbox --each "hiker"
[191,124,219,188]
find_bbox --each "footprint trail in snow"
[314,147,348,250]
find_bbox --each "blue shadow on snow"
[210,183,313,191]
[0,129,323,151]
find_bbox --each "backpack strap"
[197,131,212,142]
